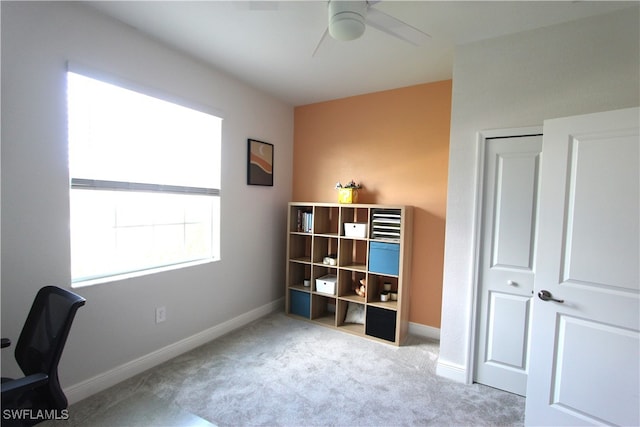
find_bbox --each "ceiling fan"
[313,0,431,56]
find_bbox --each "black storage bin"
[365,306,396,342]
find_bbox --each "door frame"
[466,125,542,385]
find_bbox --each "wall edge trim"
[64,298,285,404]
[408,322,440,341]
[436,359,469,384]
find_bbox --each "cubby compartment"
[312,265,336,284]
[311,294,336,327]
[366,274,399,308]
[338,238,367,271]
[365,306,397,342]
[338,269,366,303]
[291,206,313,233]
[370,208,402,240]
[313,205,339,236]
[289,289,311,319]
[288,233,311,262]
[312,236,338,265]
[337,299,365,335]
[288,262,311,290]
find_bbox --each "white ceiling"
[87,1,636,106]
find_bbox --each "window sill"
[71,258,218,288]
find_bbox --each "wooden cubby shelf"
[285,202,413,345]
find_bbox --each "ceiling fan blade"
[312,27,330,57]
[366,6,431,46]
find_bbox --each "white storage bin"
[344,222,367,238]
[315,274,337,295]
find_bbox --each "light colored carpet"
[45,312,524,426]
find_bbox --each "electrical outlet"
[155,306,166,323]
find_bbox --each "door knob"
[538,290,564,303]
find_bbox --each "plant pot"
[338,188,359,204]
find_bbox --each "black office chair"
[1,286,86,426]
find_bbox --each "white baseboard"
[408,322,440,341]
[436,359,469,384]
[65,298,284,405]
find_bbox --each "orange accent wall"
[293,80,452,328]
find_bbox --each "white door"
[525,107,639,426]
[474,134,542,396]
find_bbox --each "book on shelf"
[297,209,313,233]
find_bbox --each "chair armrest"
[1,338,10,348]
[1,373,48,396]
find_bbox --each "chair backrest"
[14,286,86,408]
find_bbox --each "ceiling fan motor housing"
[328,1,367,41]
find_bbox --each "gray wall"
[439,7,639,382]
[1,2,293,399]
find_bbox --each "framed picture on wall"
[247,139,274,186]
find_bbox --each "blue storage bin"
[369,242,400,275]
[369,242,400,276]
[289,289,310,318]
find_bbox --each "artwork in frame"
[247,139,274,186]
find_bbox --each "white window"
[67,69,222,285]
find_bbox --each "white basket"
[315,275,337,295]
[344,223,367,238]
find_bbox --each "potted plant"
[335,180,362,204]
